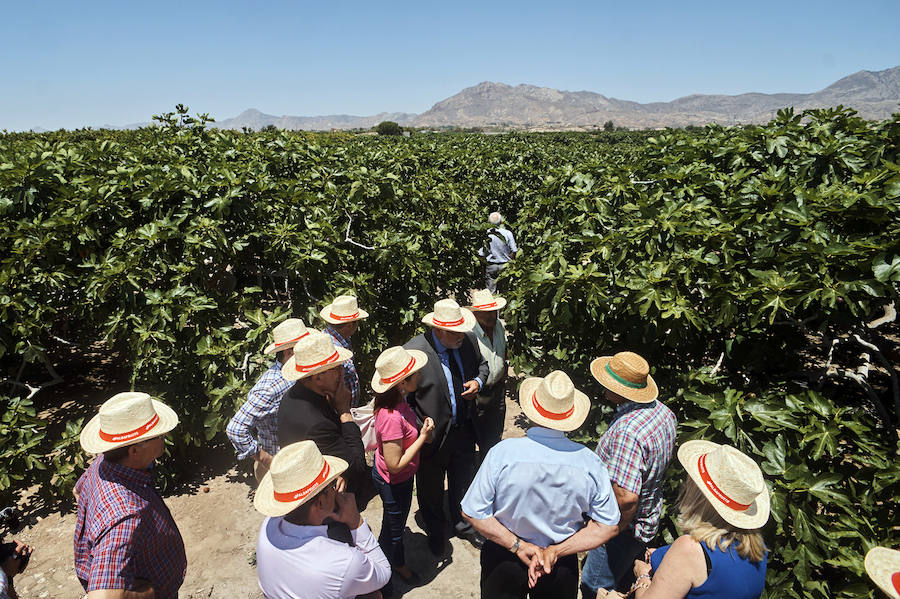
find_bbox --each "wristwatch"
[508,536,520,553]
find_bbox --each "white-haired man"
[479,212,518,293]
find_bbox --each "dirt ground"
[11,395,529,599]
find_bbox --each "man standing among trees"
[319,295,368,408]
[467,288,510,461]
[479,212,517,293]
[579,351,677,597]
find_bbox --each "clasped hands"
[514,541,560,588]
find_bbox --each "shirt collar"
[526,426,566,440]
[615,400,656,416]
[98,454,155,488]
[326,325,350,347]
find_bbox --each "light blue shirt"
[479,226,518,264]
[461,427,621,547]
[431,331,483,424]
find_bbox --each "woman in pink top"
[370,346,435,587]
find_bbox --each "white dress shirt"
[256,517,390,599]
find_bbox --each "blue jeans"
[580,544,615,596]
[372,466,414,567]
[580,532,647,597]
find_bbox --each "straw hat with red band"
[254,440,348,517]
[590,351,659,403]
[319,295,369,325]
[264,318,310,355]
[678,440,770,530]
[421,298,476,333]
[865,547,900,599]
[371,346,429,394]
[467,289,507,312]
[282,331,353,382]
[518,370,590,432]
[80,392,179,454]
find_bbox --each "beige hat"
[264,318,310,354]
[422,298,476,332]
[80,392,179,454]
[865,547,900,599]
[281,331,353,382]
[371,346,429,394]
[519,371,590,432]
[678,440,770,530]
[320,295,369,325]
[468,289,507,312]
[254,440,348,517]
[590,351,659,403]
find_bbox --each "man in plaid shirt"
[581,352,677,598]
[319,295,368,408]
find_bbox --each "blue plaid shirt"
[325,326,361,408]
[226,360,293,459]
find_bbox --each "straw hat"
[281,331,353,382]
[80,392,179,454]
[519,371,590,432]
[590,351,659,403]
[865,547,900,599]
[678,440,770,529]
[421,299,476,332]
[264,318,310,355]
[254,440,348,517]
[320,295,369,325]
[468,289,507,312]
[371,346,429,394]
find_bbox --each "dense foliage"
[1,105,897,598]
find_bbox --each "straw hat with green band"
[590,351,659,403]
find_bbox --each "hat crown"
[375,347,416,381]
[271,318,307,345]
[704,445,765,505]
[98,392,157,435]
[470,289,497,307]
[330,295,359,316]
[294,332,341,370]
[535,371,576,412]
[608,352,650,385]
[269,440,327,496]
[433,299,463,322]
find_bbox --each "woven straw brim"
[421,308,477,332]
[518,377,590,432]
[320,306,369,325]
[281,347,353,381]
[678,440,770,530]
[264,338,304,355]
[468,297,508,312]
[80,400,179,454]
[590,357,658,403]
[865,547,900,599]
[254,455,348,517]
[371,350,428,395]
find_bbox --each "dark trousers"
[473,388,506,462]
[481,540,578,599]
[371,467,414,567]
[415,421,477,543]
[580,530,647,597]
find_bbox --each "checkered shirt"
[226,360,292,460]
[74,455,186,599]
[596,400,677,542]
[325,325,361,408]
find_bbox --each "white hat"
[320,295,369,325]
[865,547,900,599]
[371,346,429,394]
[254,441,348,517]
[80,392,179,454]
[421,299,476,332]
[678,440,770,530]
[282,331,353,382]
[264,318,310,354]
[468,289,507,312]
[518,371,590,432]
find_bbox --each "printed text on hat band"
[329,311,360,321]
[296,350,340,373]
[433,316,465,327]
[380,356,416,385]
[531,392,575,420]
[698,453,751,511]
[99,413,160,443]
[273,462,331,502]
[605,363,648,389]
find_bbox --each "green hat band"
[606,363,648,389]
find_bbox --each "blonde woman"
[599,440,769,599]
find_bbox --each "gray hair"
[488,212,503,225]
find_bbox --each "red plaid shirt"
[74,455,186,599]
[596,400,677,542]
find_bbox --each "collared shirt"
[226,359,292,460]
[256,517,391,599]
[596,400,677,542]
[462,427,620,547]
[324,326,361,408]
[431,331,484,424]
[472,319,507,389]
[479,227,518,264]
[74,456,186,599]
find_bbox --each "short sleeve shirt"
[373,401,420,483]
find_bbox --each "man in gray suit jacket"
[404,299,489,554]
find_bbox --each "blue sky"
[2,0,898,130]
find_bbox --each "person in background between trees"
[864,547,900,599]
[580,351,677,598]
[255,440,390,599]
[226,318,309,482]
[479,212,518,293]
[320,294,368,408]
[1,539,33,599]
[467,288,510,461]
[403,298,490,554]
[462,370,621,599]
[598,440,769,599]
[74,392,186,599]
[277,331,376,510]
[370,346,435,594]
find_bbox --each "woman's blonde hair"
[676,478,767,563]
